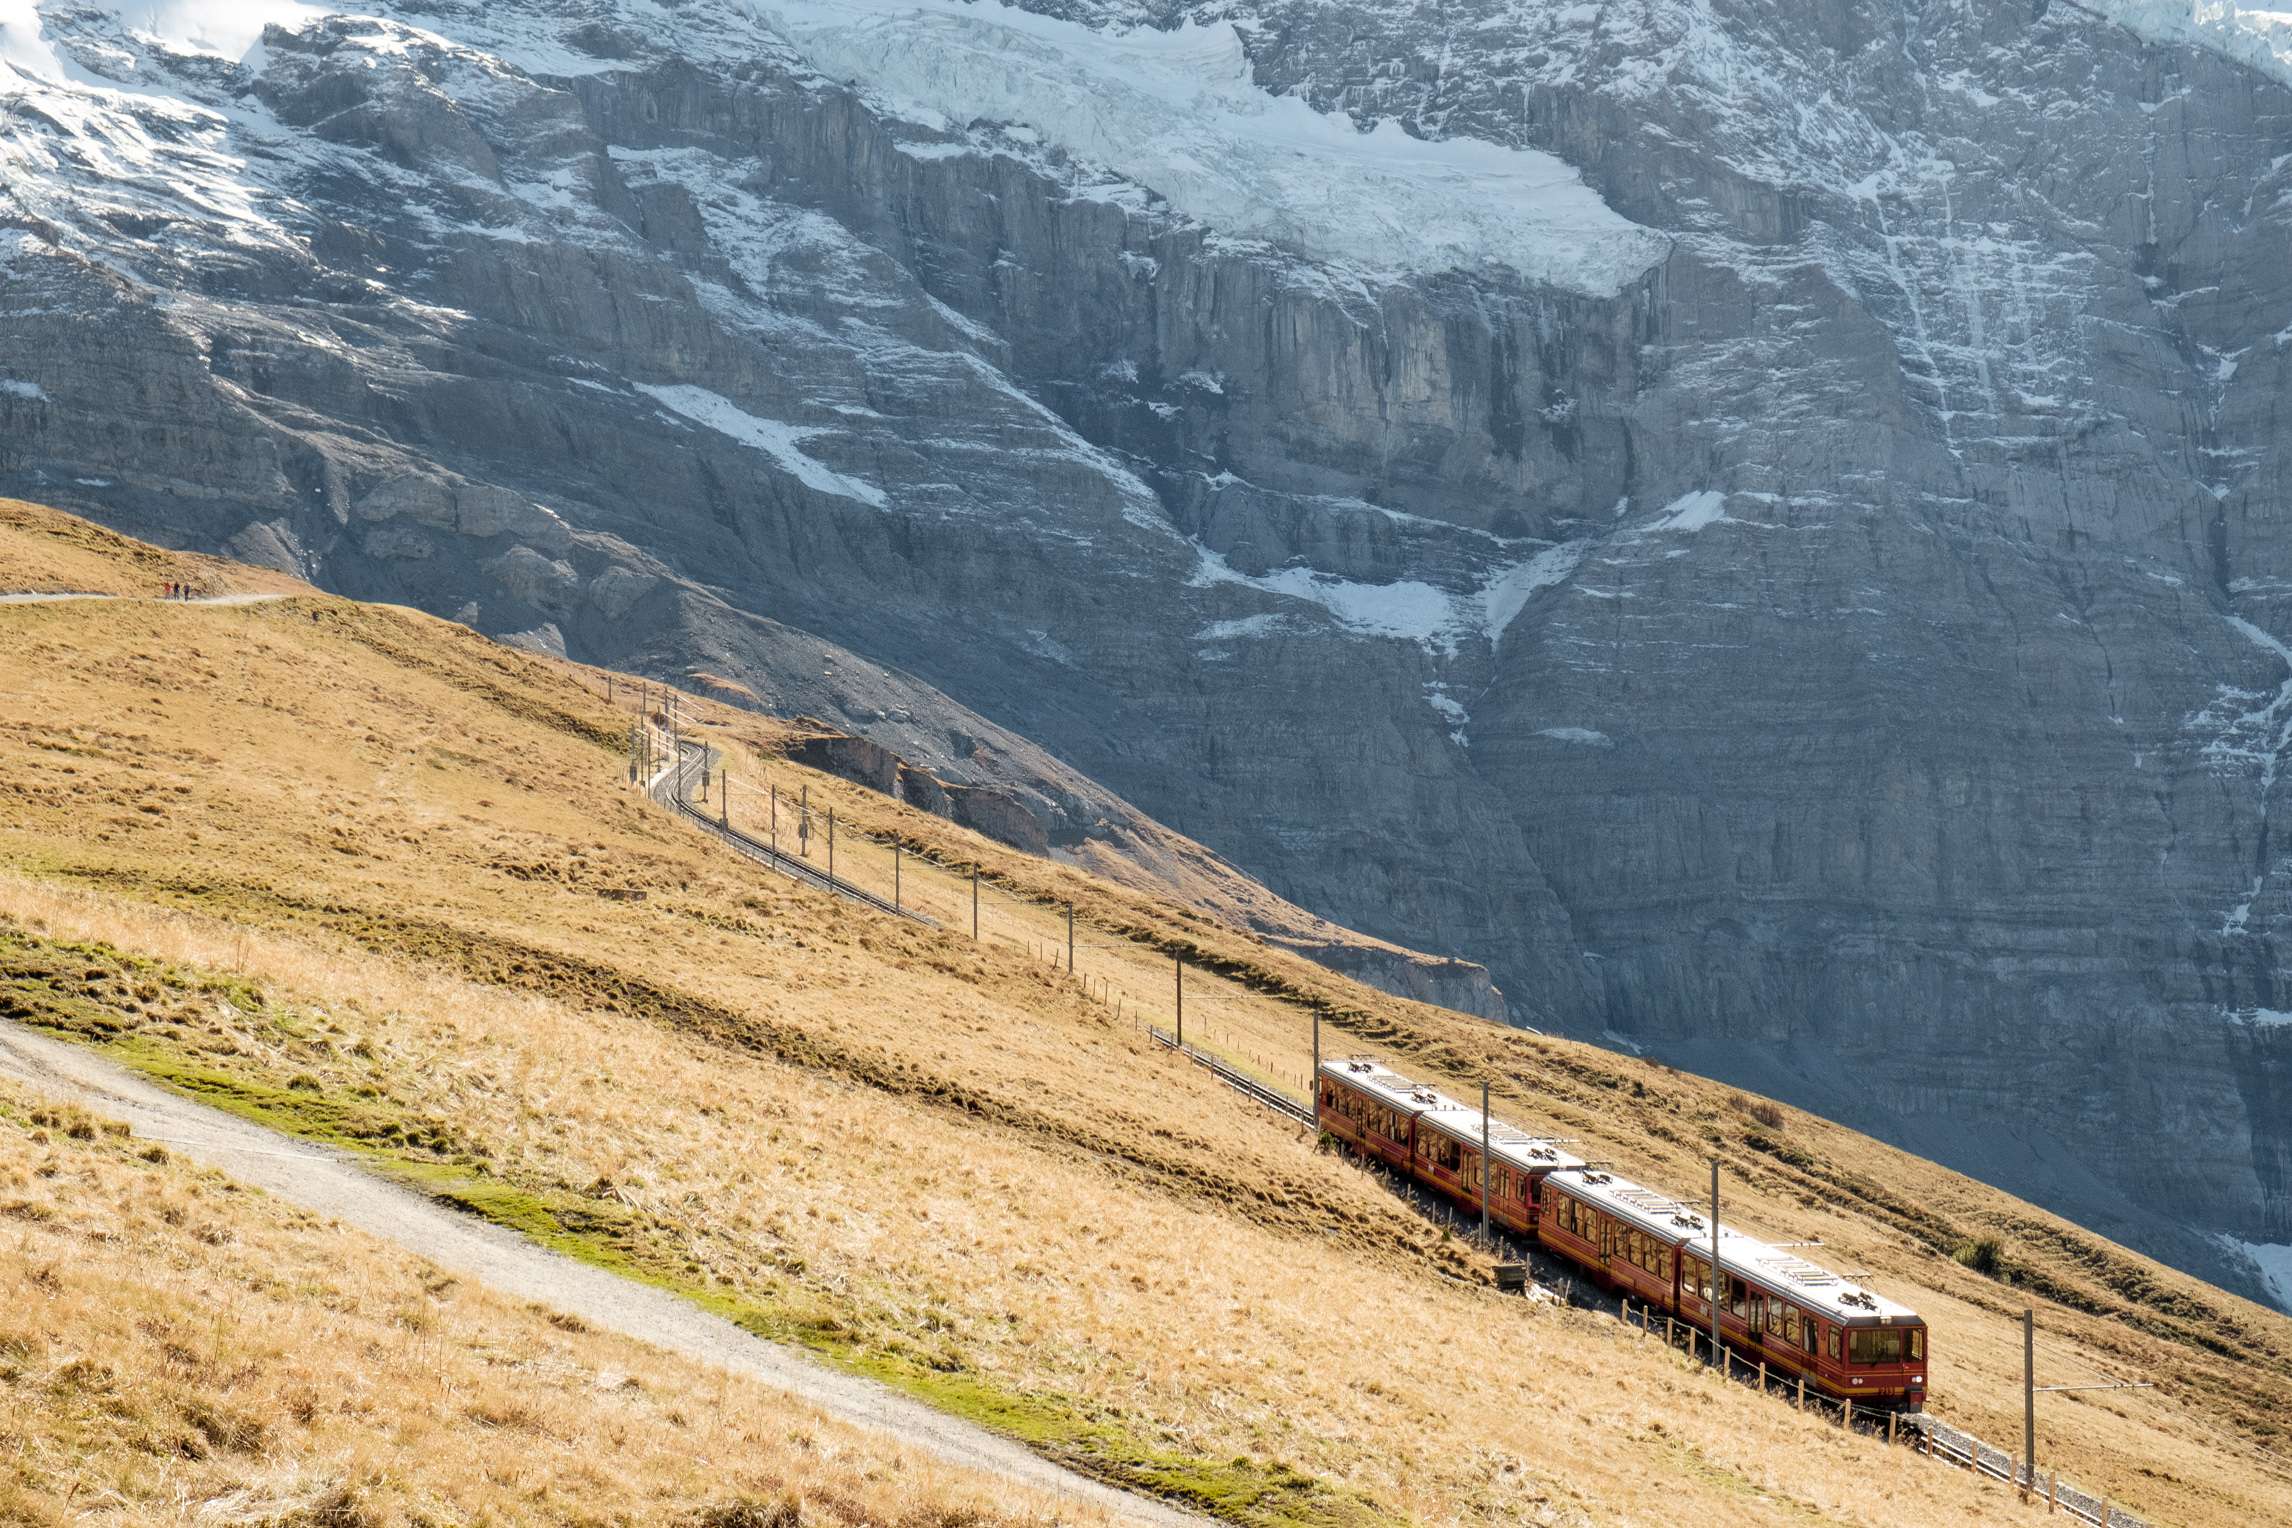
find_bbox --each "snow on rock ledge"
[747,0,1670,294]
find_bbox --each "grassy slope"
[0,502,2287,1525]
[0,1078,1087,1528]
[0,498,306,598]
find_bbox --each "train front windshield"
[1848,1327,1919,1365]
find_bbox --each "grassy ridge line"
[0,922,1390,1528]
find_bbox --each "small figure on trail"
[163,581,173,599]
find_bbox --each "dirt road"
[0,1023,1199,1528]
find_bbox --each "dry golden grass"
[0,499,306,599]
[2,499,2289,1526]
[0,1075,1086,1528]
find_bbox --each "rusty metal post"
[2023,1307,2036,1499]
[1709,1159,1722,1368]
[1175,955,1184,1048]
[1479,1078,1491,1243]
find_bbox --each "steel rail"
[653,740,934,927]
[1146,1024,1317,1128]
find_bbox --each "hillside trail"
[0,591,287,605]
[0,1023,1202,1528]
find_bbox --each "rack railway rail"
[1147,1024,1316,1128]
[654,739,933,927]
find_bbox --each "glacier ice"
[748,0,1670,292]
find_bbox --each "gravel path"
[0,1023,1200,1527]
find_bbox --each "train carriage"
[1319,1056,1930,1412]
[1314,1058,1431,1171]
[1543,1167,1929,1411]
[1317,1060,1584,1232]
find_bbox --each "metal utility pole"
[828,810,836,880]
[1066,904,1074,973]
[1479,1078,1491,1242]
[1709,1159,1723,1369]
[2024,1308,2036,1498]
[720,770,729,827]
[894,843,902,910]
[1175,956,1184,1048]
[1311,1011,1320,1107]
[770,784,778,848]
[971,869,979,938]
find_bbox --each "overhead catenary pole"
[971,869,979,938]
[720,769,729,827]
[1311,1010,1320,1116]
[2024,1308,2036,1498]
[894,843,902,910]
[1709,1159,1723,1369]
[828,810,836,880]
[1479,1078,1491,1242]
[1066,904,1074,974]
[1175,955,1184,1048]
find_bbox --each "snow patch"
[748,0,1668,292]
[1191,550,1455,643]
[0,378,47,400]
[1195,613,1286,643]
[1423,681,1470,746]
[1482,541,1587,639]
[1193,536,1584,653]
[1646,489,1730,534]
[636,383,886,508]
[1537,726,1613,747]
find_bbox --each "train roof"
[1319,1059,1585,1174]
[1548,1167,1920,1326]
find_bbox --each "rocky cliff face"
[3,0,2289,1306]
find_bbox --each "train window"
[1801,1317,1816,1354]
[1848,1328,1905,1366]
[1764,1298,1782,1336]
[1684,1254,1710,1303]
[1727,1275,1748,1319]
[1908,1328,1924,1361]
[1827,1325,1841,1361]
[1781,1306,1799,1344]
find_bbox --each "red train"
[1317,1057,1929,1410]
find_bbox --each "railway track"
[1146,1024,1316,1128]
[653,739,934,927]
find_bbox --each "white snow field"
[748,0,1671,293]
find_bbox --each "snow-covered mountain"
[4,0,2291,1309]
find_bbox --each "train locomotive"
[1316,1057,1929,1411]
